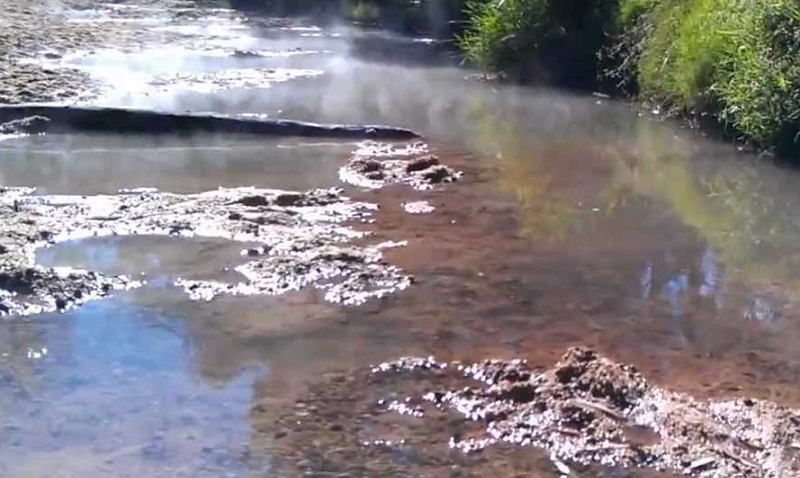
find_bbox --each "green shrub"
[621,0,800,153]
[458,0,618,87]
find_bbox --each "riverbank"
[340,0,800,158]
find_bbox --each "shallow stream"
[3,2,800,477]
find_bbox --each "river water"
[3,3,800,477]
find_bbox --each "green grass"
[458,0,550,75]
[623,0,800,153]
[458,0,616,87]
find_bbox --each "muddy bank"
[0,1,190,104]
[259,347,800,477]
[0,105,419,139]
[0,140,462,316]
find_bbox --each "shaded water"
[4,2,800,477]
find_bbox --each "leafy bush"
[621,0,800,153]
[458,0,618,87]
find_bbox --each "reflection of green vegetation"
[605,126,800,285]
[466,96,579,242]
[347,1,381,22]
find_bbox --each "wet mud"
[262,347,800,477]
[341,141,461,190]
[0,1,189,104]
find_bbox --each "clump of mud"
[0,266,139,317]
[340,141,462,191]
[402,200,435,214]
[262,348,800,477]
[369,348,800,477]
[178,241,411,306]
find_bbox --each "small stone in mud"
[237,195,269,207]
[355,159,382,173]
[405,155,439,173]
[403,201,434,214]
[274,193,304,207]
[423,166,453,184]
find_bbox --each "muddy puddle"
[4,2,800,477]
[2,236,269,477]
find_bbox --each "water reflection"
[0,236,274,476]
[466,95,581,242]
[462,98,800,347]
[0,296,265,478]
[601,126,800,337]
[0,133,352,194]
[603,127,800,287]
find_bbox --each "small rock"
[406,155,439,173]
[423,166,452,184]
[274,193,304,207]
[237,195,269,207]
